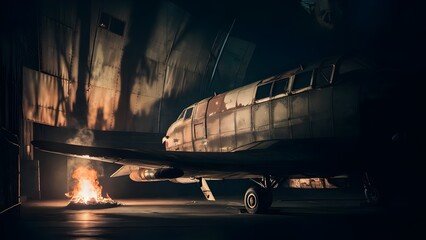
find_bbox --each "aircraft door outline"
[193,100,209,151]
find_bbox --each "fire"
[66,166,117,206]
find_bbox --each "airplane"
[32,55,408,214]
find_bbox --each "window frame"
[270,78,290,99]
[177,109,186,121]
[184,107,193,120]
[290,70,313,94]
[254,82,273,103]
[315,64,335,87]
[98,12,126,36]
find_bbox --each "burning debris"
[65,166,120,209]
[64,128,120,209]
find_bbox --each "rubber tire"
[244,186,273,214]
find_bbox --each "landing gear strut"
[244,176,279,214]
[362,172,380,205]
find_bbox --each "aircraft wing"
[32,139,361,179]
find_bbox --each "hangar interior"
[1,0,425,220]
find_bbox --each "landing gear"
[243,176,279,214]
[244,186,272,214]
[362,172,380,205]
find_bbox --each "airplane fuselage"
[164,56,398,153]
[31,56,408,213]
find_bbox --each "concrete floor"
[2,191,424,239]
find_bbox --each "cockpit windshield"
[184,107,193,119]
[177,106,193,121]
[177,110,185,120]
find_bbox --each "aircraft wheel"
[364,186,380,205]
[244,186,273,214]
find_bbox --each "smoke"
[66,128,104,192]
[66,128,94,145]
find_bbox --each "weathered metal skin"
[164,56,393,153]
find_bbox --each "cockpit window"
[184,107,193,120]
[292,70,312,92]
[271,78,289,97]
[255,82,273,101]
[177,110,185,120]
[315,64,335,87]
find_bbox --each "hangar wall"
[22,0,254,133]
[14,0,254,200]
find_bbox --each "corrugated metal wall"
[22,0,253,133]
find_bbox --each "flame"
[66,166,114,205]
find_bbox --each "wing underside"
[32,139,360,179]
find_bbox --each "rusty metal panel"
[86,87,119,130]
[206,94,224,150]
[162,58,206,101]
[182,115,194,151]
[236,132,254,149]
[193,138,207,152]
[219,110,236,152]
[39,16,74,80]
[90,30,124,90]
[193,100,208,150]
[183,120,192,144]
[252,102,270,141]
[210,37,255,93]
[206,95,221,151]
[181,142,193,151]
[194,123,205,140]
[171,124,183,150]
[236,83,256,108]
[290,92,310,138]
[160,2,216,112]
[207,94,225,117]
[235,106,253,148]
[194,101,208,119]
[206,134,221,152]
[253,102,270,129]
[222,90,239,112]
[206,115,220,136]
[220,132,236,152]
[23,1,254,133]
[309,87,333,138]
[127,94,160,132]
[235,107,251,130]
[271,97,291,139]
[23,67,68,127]
[88,27,125,131]
[220,111,235,133]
